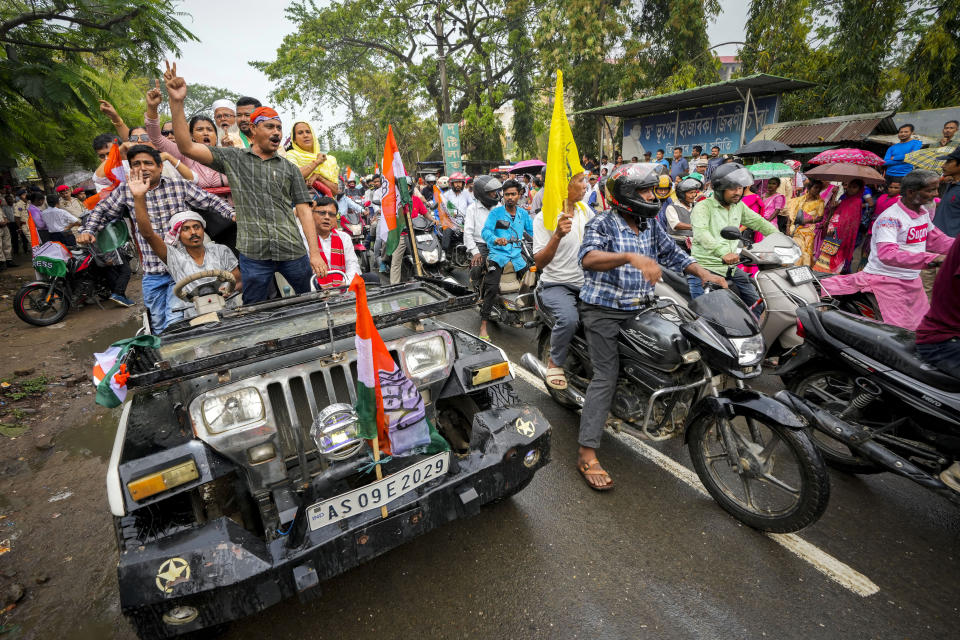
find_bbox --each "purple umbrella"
[509,159,546,173]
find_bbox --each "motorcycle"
[15,242,118,326]
[477,220,539,328]
[659,227,820,361]
[339,207,370,273]
[382,214,447,279]
[521,282,830,533]
[775,304,960,506]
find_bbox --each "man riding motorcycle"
[576,163,727,490]
[464,175,503,286]
[659,175,703,250]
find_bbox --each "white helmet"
[437,176,450,189]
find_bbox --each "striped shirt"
[206,146,313,261]
[81,176,235,275]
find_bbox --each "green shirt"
[208,146,312,261]
[690,197,778,274]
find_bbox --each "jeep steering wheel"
[313,269,349,291]
[173,269,236,301]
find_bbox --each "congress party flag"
[377,125,410,256]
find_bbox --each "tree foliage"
[899,1,960,110]
[0,0,195,169]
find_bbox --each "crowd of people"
[2,60,958,489]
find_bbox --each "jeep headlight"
[730,335,764,366]
[201,387,265,433]
[400,333,452,383]
[311,403,362,460]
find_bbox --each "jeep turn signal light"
[127,460,199,501]
[471,362,510,386]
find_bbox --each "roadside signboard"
[440,123,463,175]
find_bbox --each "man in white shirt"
[463,175,502,284]
[532,172,592,390]
[312,195,360,286]
[41,194,81,246]
[442,172,474,226]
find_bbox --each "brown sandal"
[578,459,614,491]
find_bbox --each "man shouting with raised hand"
[164,61,326,303]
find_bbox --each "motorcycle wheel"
[688,412,830,533]
[788,367,884,474]
[14,282,69,326]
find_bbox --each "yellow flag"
[541,70,584,230]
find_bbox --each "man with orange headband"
[164,62,326,303]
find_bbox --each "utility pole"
[435,9,450,124]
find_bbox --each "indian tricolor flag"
[350,275,397,455]
[91,335,161,408]
[85,142,124,210]
[378,125,409,255]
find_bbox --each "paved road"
[226,307,960,640]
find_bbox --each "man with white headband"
[165,61,326,303]
[128,168,241,325]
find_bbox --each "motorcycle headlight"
[774,245,802,265]
[729,335,764,366]
[311,403,362,460]
[422,249,439,263]
[201,387,265,433]
[400,333,453,383]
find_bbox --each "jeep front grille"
[265,356,390,463]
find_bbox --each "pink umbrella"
[509,158,546,173]
[808,148,885,167]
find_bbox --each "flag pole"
[371,435,388,519]
[404,201,425,277]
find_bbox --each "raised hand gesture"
[127,168,150,198]
[146,79,163,111]
[164,60,187,103]
[99,100,120,122]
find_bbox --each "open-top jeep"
[107,278,551,638]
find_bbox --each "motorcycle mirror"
[720,226,742,241]
[495,219,511,229]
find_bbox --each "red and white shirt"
[866,201,939,280]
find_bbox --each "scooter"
[521,283,830,533]
[339,207,370,273]
[658,227,820,360]
[775,304,960,506]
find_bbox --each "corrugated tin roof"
[575,74,816,118]
[751,111,898,146]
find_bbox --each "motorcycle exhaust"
[519,353,586,406]
[775,390,960,505]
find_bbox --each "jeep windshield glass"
[157,289,443,365]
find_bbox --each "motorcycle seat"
[499,263,521,293]
[660,268,692,300]
[819,310,960,392]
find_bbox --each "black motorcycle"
[15,243,119,326]
[522,285,830,533]
[776,304,960,506]
[384,214,446,279]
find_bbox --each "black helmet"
[711,162,755,206]
[473,175,502,209]
[605,163,667,219]
[676,175,704,201]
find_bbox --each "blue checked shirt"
[578,210,695,310]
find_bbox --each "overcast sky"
[173,0,749,140]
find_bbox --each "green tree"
[635,0,721,92]
[899,1,960,110]
[0,1,195,172]
[180,83,241,118]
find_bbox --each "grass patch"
[0,423,28,437]
[2,375,48,401]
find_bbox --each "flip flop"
[545,366,567,390]
[579,459,614,491]
[478,334,491,341]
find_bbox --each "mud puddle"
[65,314,143,363]
[55,406,122,461]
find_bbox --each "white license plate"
[307,451,450,531]
[786,266,814,285]
[416,233,434,242]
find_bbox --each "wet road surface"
[224,307,960,640]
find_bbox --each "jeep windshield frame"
[127,279,477,387]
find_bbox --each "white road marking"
[508,359,880,598]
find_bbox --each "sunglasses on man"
[128,134,151,142]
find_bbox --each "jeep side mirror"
[720,226,742,241]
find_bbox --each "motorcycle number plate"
[786,266,814,286]
[306,452,450,531]
[416,234,434,242]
